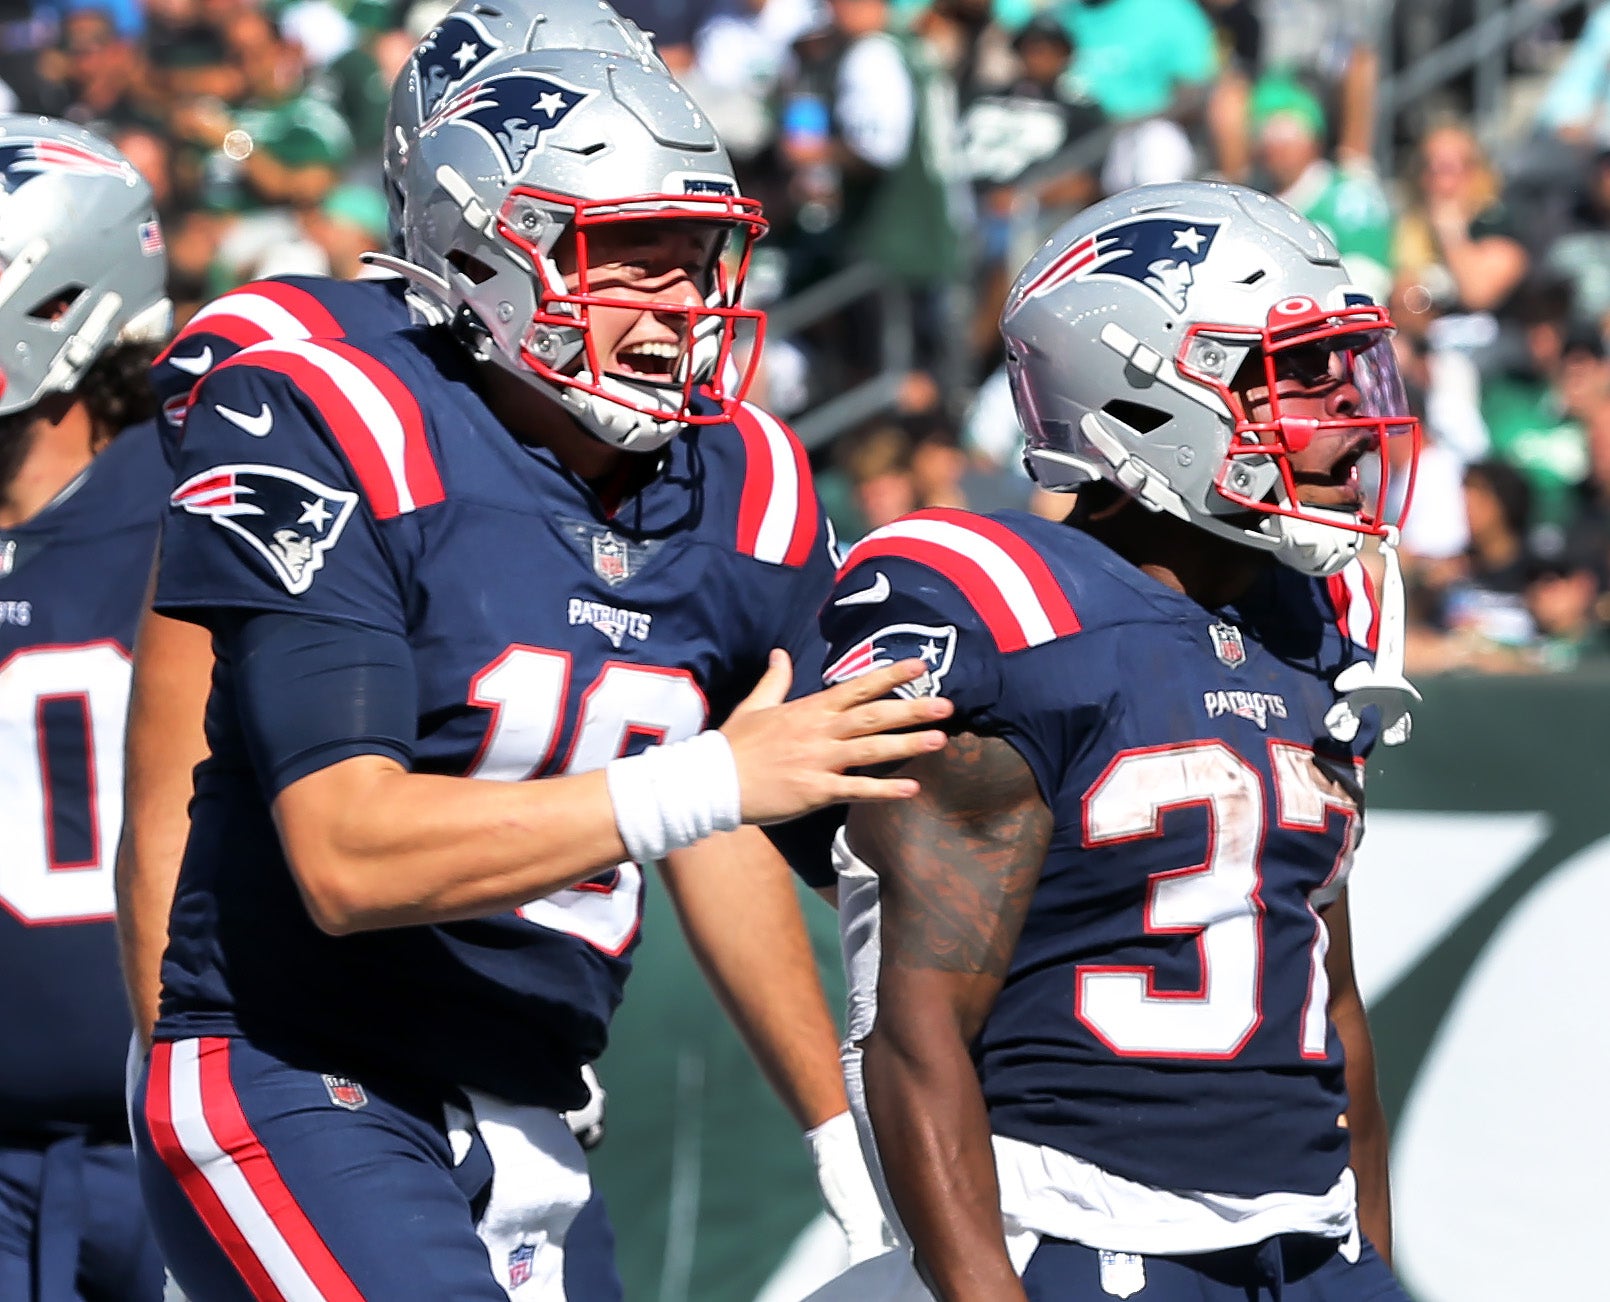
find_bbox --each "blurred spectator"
[1057,0,1215,191]
[1199,0,1258,182]
[957,13,1104,367]
[1524,545,1606,671]
[1256,0,1384,165]
[1543,148,1610,334]
[1536,3,1610,149]
[1249,71,1392,302]
[775,0,964,392]
[1407,458,1540,673]
[690,0,820,158]
[37,6,160,131]
[1479,278,1597,536]
[1393,121,1528,353]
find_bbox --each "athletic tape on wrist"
[606,729,742,863]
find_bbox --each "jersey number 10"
[467,646,708,954]
[0,642,131,926]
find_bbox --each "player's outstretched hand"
[721,649,951,824]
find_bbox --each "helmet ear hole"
[1101,399,1169,434]
[446,250,497,285]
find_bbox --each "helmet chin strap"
[1261,507,1365,577]
[1324,527,1420,747]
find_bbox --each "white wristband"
[605,729,742,863]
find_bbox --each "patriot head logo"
[0,138,135,195]
[1014,214,1224,313]
[825,621,958,700]
[171,463,358,595]
[414,12,501,121]
[425,72,593,179]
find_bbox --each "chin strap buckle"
[1325,528,1420,747]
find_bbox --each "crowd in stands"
[6,0,1610,673]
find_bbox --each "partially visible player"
[0,115,172,1302]
[815,182,1420,1301]
[131,43,927,1301]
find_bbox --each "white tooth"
[629,342,680,359]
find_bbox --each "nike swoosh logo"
[834,571,891,606]
[214,402,273,437]
[167,346,213,375]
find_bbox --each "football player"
[0,116,172,1302]
[115,4,892,1285]
[816,182,1421,1301]
[130,42,928,1301]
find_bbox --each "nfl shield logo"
[321,1074,368,1110]
[592,532,629,585]
[1209,622,1246,669]
[508,1243,536,1288]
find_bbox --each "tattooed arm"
[851,731,1052,1302]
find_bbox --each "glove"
[804,1111,897,1264]
[563,1063,607,1151]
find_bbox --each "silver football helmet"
[393,44,766,451]
[0,115,171,417]
[1001,181,1420,577]
[382,0,668,245]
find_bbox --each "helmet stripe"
[841,509,1080,652]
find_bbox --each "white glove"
[563,1063,607,1151]
[805,1111,897,1264]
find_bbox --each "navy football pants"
[133,1036,621,1300]
[0,1137,165,1302]
[1022,1233,1409,1301]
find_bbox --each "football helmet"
[1001,181,1420,577]
[381,0,668,245]
[0,115,171,417]
[393,45,766,452]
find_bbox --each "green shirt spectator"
[1480,377,1589,532]
[1057,0,1216,122]
[1252,73,1393,302]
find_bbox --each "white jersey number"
[467,648,707,954]
[1077,740,1359,1059]
[0,641,132,925]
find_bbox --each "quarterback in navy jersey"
[815,184,1421,1302]
[0,117,173,1302]
[132,39,937,1302]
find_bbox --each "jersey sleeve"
[155,349,415,636]
[821,511,1083,804]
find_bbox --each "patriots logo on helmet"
[1014,214,1224,314]
[425,72,593,179]
[414,12,502,121]
[170,463,358,595]
[0,138,135,194]
[825,621,958,699]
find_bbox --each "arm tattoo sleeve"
[848,731,1052,981]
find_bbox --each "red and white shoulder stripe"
[731,403,817,567]
[840,508,1081,653]
[1326,558,1381,652]
[214,338,444,520]
[158,280,346,365]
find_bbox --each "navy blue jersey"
[151,275,414,467]
[0,421,169,1133]
[154,327,834,1109]
[823,507,1383,1201]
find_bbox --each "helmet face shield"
[497,188,768,428]
[1176,298,1421,540]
